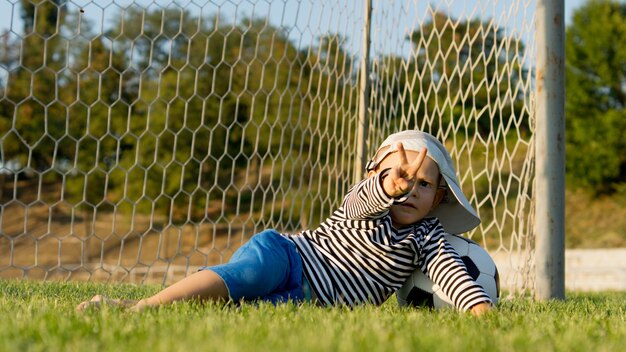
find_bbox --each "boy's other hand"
[469,302,492,316]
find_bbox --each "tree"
[60,6,358,225]
[67,6,216,217]
[565,0,626,192]
[6,0,69,170]
[378,11,528,136]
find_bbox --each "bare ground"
[0,179,259,285]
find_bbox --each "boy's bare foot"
[76,295,138,312]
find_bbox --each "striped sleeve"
[418,223,493,311]
[341,170,408,220]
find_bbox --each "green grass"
[1,280,625,352]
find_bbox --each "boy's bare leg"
[132,270,229,311]
[76,270,229,311]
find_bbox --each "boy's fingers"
[396,143,408,165]
[406,148,427,175]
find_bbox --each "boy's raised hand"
[382,143,427,197]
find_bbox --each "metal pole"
[534,0,565,300]
[354,0,372,184]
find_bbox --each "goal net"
[0,0,535,293]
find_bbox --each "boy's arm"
[418,224,493,313]
[341,170,416,220]
[340,170,406,220]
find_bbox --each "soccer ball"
[396,234,499,309]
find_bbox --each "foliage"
[0,0,68,170]
[376,11,529,137]
[1,279,626,352]
[565,0,626,193]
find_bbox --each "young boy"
[77,130,492,315]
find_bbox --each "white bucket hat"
[365,130,480,234]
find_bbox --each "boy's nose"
[409,183,420,198]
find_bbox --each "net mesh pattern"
[0,0,534,293]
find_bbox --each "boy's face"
[372,149,444,229]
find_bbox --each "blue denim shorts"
[200,229,305,304]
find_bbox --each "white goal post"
[0,0,564,297]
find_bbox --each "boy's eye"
[419,181,432,188]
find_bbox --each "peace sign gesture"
[381,143,428,198]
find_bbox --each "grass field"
[1,280,625,352]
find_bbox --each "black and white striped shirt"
[284,171,492,311]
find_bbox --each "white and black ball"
[396,234,499,309]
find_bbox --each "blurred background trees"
[565,0,626,194]
[0,2,360,227]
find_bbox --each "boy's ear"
[367,170,377,178]
[432,188,446,208]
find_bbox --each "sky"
[0,0,591,40]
